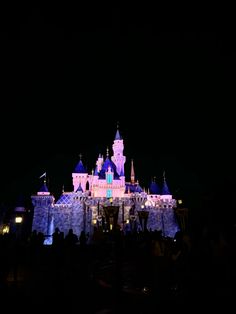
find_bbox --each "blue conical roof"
[135,184,143,193]
[149,181,160,194]
[115,128,122,140]
[99,157,119,179]
[162,180,171,195]
[39,183,49,192]
[125,182,143,193]
[74,160,87,173]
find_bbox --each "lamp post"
[130,214,137,233]
[15,216,23,239]
[104,205,119,231]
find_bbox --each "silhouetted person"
[52,227,62,248]
[79,230,87,249]
[65,229,78,247]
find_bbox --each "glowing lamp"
[15,217,23,224]
[141,205,145,209]
[145,200,153,207]
[178,199,183,205]
[2,225,9,234]
[92,219,97,225]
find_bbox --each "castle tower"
[111,125,126,176]
[96,154,104,172]
[131,159,135,184]
[31,178,54,235]
[72,155,88,192]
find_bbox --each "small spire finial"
[131,159,135,184]
[79,153,82,160]
[163,170,166,181]
[106,147,109,157]
[117,121,119,129]
[62,184,64,193]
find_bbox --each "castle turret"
[72,155,88,192]
[31,179,54,235]
[111,125,126,176]
[131,159,135,184]
[162,171,171,195]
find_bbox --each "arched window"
[86,181,90,190]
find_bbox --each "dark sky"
[0,5,235,223]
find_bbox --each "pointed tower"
[162,171,171,195]
[31,178,54,235]
[72,154,88,192]
[111,124,126,176]
[149,177,160,195]
[131,159,135,184]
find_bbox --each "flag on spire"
[39,172,46,179]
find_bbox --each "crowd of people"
[0,223,235,312]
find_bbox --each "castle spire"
[115,122,122,140]
[37,179,50,195]
[131,159,135,184]
[74,155,87,173]
[162,170,171,195]
[149,176,160,195]
[111,124,126,176]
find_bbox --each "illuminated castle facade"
[31,128,179,241]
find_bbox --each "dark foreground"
[1,227,235,313]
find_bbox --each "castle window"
[106,189,112,198]
[106,173,113,184]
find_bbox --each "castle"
[31,127,179,242]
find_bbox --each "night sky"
[1,5,235,225]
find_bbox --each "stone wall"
[53,202,85,237]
